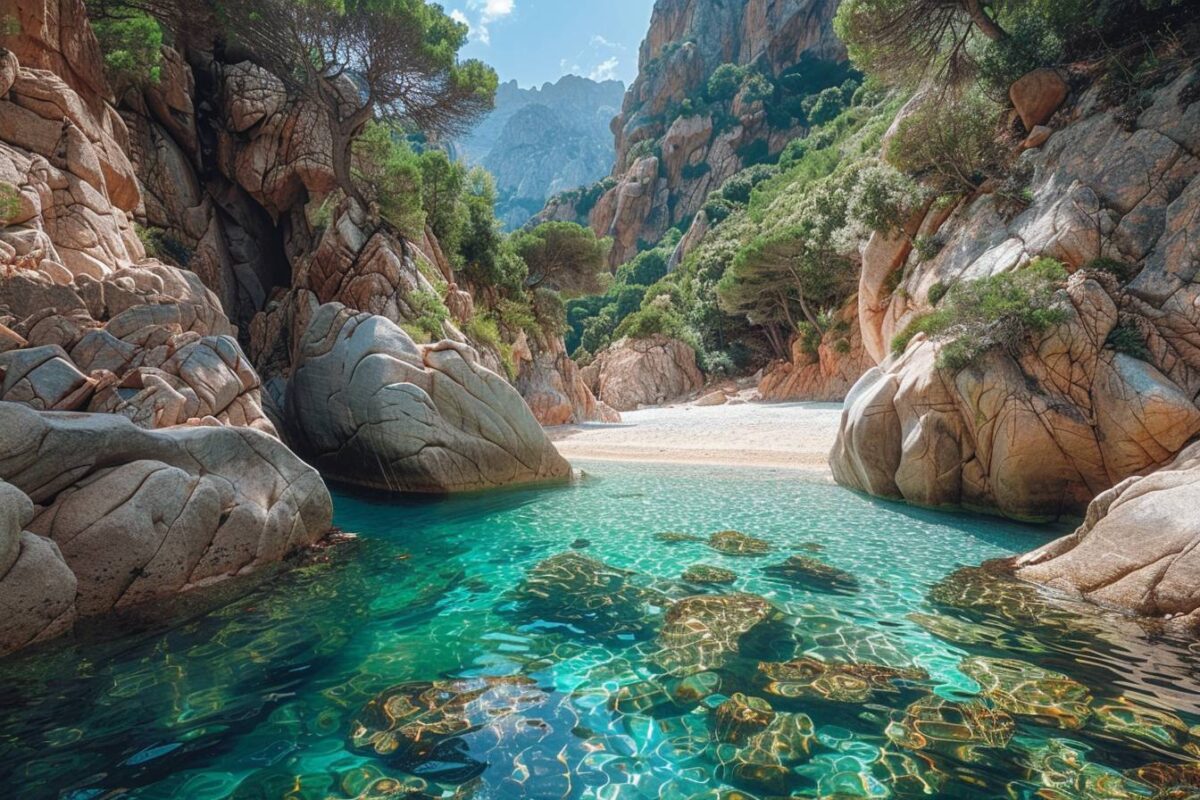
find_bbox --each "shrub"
[1086,256,1136,282]
[136,223,193,266]
[465,313,517,380]
[890,257,1069,369]
[613,306,695,345]
[802,86,848,125]
[914,235,944,262]
[927,280,950,305]
[976,11,1068,97]
[404,289,450,341]
[531,288,567,338]
[737,139,771,167]
[717,164,780,205]
[846,162,925,235]
[1106,319,1150,360]
[0,182,22,226]
[681,162,711,181]
[887,92,1005,193]
[91,9,163,92]
[354,122,425,238]
[700,350,735,376]
[707,64,749,103]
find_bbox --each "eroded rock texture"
[586,334,704,411]
[1013,441,1200,627]
[0,401,331,655]
[759,302,875,402]
[835,68,1200,522]
[515,333,620,426]
[286,304,571,493]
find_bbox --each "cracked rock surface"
[586,334,704,412]
[0,401,332,655]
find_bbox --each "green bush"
[700,350,735,376]
[354,122,426,238]
[0,182,22,227]
[1106,319,1150,360]
[914,235,944,262]
[613,306,694,345]
[91,10,163,91]
[1086,256,1136,282]
[887,92,1004,193]
[404,289,450,341]
[846,162,925,236]
[737,139,771,167]
[136,223,193,266]
[927,280,950,305]
[707,64,750,103]
[890,257,1069,369]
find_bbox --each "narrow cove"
[4,461,1199,799]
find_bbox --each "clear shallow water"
[3,461,1200,799]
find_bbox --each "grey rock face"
[286,303,571,493]
[0,401,332,654]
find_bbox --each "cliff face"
[549,0,845,267]
[457,76,623,230]
[833,68,1200,522]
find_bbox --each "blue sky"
[447,0,656,88]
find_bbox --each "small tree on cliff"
[512,223,612,298]
[220,0,497,208]
[835,0,1012,86]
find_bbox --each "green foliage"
[976,8,1071,96]
[715,164,780,206]
[512,222,610,298]
[846,162,925,236]
[354,122,425,238]
[1106,319,1150,360]
[699,350,735,376]
[737,139,771,167]
[890,257,1070,369]
[0,182,22,227]
[927,280,950,305]
[681,162,711,181]
[403,289,451,342]
[617,248,669,288]
[464,312,516,380]
[707,64,750,103]
[802,86,850,125]
[418,149,467,255]
[613,305,696,347]
[91,9,163,91]
[914,235,944,262]
[1086,256,1137,281]
[136,223,193,266]
[886,92,1004,192]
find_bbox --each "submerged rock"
[656,531,704,544]
[713,693,776,745]
[707,530,772,556]
[513,552,660,637]
[653,592,790,676]
[348,677,545,781]
[756,657,928,704]
[1087,699,1196,754]
[886,696,1015,755]
[960,656,1093,729]
[683,564,738,585]
[1018,739,1157,800]
[762,555,860,594]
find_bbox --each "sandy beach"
[548,399,844,471]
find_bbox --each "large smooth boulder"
[286,303,571,493]
[0,401,332,647]
[1013,441,1200,627]
[590,334,704,411]
[1010,68,1069,130]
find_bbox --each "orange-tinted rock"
[1010,68,1069,130]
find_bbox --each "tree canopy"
[511,222,612,299]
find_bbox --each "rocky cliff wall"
[550,0,846,267]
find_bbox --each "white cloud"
[469,0,514,22]
[450,9,470,26]
[589,35,625,50]
[589,57,620,82]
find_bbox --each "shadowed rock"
[762,555,860,595]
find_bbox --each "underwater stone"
[762,555,860,594]
[713,693,776,745]
[886,696,1016,754]
[513,552,660,637]
[656,531,705,543]
[347,676,544,780]
[960,656,1093,729]
[756,658,928,703]
[707,530,772,556]
[683,564,738,584]
[653,593,784,675]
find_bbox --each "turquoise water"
[4,461,1200,799]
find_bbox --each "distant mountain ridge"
[456,75,625,230]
